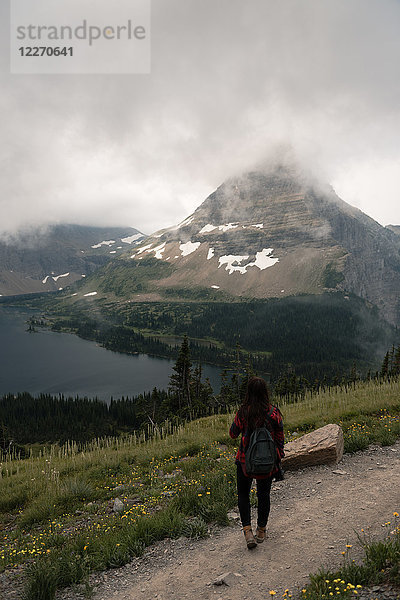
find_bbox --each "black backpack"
[245,408,278,476]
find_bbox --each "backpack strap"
[264,406,274,426]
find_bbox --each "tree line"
[1,337,398,454]
[46,292,398,385]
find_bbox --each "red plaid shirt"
[229,405,285,478]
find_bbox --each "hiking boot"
[255,526,266,543]
[243,525,257,549]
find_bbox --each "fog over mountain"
[76,162,400,326]
[0,224,144,296]
[0,1,399,236]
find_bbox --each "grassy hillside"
[1,378,399,599]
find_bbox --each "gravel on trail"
[2,441,400,600]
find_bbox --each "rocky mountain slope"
[0,224,144,296]
[75,164,400,326]
[387,225,400,236]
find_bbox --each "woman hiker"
[229,376,284,549]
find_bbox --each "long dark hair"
[238,376,271,431]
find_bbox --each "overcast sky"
[1,0,400,238]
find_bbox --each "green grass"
[281,378,400,432]
[0,378,399,600]
[297,516,400,600]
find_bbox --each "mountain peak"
[79,168,400,327]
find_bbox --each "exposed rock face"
[282,424,344,470]
[305,189,400,327]
[386,225,400,236]
[0,224,144,296]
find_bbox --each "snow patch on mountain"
[121,234,143,244]
[180,241,201,256]
[135,244,153,256]
[211,285,220,289]
[131,242,166,259]
[207,248,215,260]
[91,240,115,249]
[199,223,239,234]
[84,292,98,297]
[251,249,279,270]
[218,255,249,274]
[43,273,70,283]
[179,216,194,228]
[52,273,70,281]
[254,223,264,228]
[199,224,217,234]
[220,223,238,232]
[218,249,278,275]
[152,242,166,259]
[169,217,195,232]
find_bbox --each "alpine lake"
[0,306,222,402]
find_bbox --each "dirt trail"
[90,442,400,600]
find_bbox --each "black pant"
[236,463,272,528]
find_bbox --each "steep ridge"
[77,164,400,326]
[0,224,144,296]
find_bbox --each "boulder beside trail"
[282,423,344,470]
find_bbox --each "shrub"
[344,430,371,453]
[200,501,229,526]
[56,478,96,510]
[182,516,209,539]
[23,559,58,600]
[0,485,29,513]
[180,442,203,456]
[19,497,56,530]
[170,486,203,516]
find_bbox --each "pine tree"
[229,342,243,403]
[380,351,390,379]
[219,369,235,409]
[200,377,214,410]
[169,335,192,413]
[191,363,202,401]
[393,345,400,376]
[388,345,396,376]
[239,355,256,400]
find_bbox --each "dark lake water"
[0,307,222,402]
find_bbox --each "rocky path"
[81,441,400,600]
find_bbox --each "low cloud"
[0,0,399,239]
